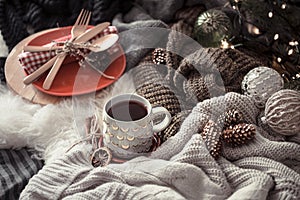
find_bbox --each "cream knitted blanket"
[19,90,300,200]
[0,61,299,199]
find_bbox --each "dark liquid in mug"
[107,100,148,121]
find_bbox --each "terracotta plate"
[26,26,126,96]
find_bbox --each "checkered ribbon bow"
[18,26,118,75]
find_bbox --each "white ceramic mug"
[102,93,171,159]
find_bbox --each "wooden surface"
[5,28,67,105]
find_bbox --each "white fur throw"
[0,73,136,164]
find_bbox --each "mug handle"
[151,107,172,132]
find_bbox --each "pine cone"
[152,48,167,65]
[222,128,234,144]
[201,120,222,158]
[222,123,256,146]
[218,109,244,129]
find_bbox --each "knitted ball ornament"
[241,66,284,108]
[193,9,233,47]
[262,89,300,136]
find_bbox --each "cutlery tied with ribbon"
[18,24,120,81]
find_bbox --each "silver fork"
[42,9,91,90]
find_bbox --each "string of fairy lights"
[221,0,300,80]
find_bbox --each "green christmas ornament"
[193,9,233,47]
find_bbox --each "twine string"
[51,40,116,79]
[52,40,101,56]
[65,115,126,165]
[65,115,102,153]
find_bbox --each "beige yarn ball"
[262,89,300,136]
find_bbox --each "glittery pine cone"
[152,48,167,65]
[222,129,234,144]
[217,109,244,129]
[222,123,256,146]
[201,120,222,158]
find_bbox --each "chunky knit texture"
[1,1,299,199]
[132,62,187,116]
[20,93,300,199]
[174,48,263,94]
[150,92,260,160]
[166,6,205,71]
[183,73,210,102]
[161,110,192,142]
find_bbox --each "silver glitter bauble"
[262,89,300,136]
[241,66,284,108]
